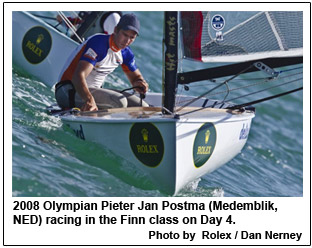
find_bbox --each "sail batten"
[265,12,285,51]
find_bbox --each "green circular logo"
[129,123,164,168]
[22,26,52,64]
[193,123,217,168]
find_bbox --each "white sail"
[181,11,303,62]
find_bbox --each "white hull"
[60,93,255,195]
[12,11,78,87]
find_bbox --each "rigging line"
[181,69,303,88]
[226,77,302,103]
[57,11,83,43]
[176,80,257,105]
[177,77,302,117]
[279,66,303,74]
[58,11,76,31]
[31,13,62,29]
[177,78,274,105]
[69,11,82,26]
[228,87,303,109]
[32,14,57,20]
[54,22,62,28]
[176,70,303,105]
[176,64,255,112]
[222,81,230,102]
[184,78,266,89]
[176,85,184,108]
[189,68,303,87]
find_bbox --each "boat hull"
[12,11,78,87]
[60,104,254,195]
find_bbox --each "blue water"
[12,11,303,197]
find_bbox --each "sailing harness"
[55,80,76,108]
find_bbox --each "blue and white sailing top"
[59,34,137,88]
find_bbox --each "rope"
[57,11,84,43]
[176,70,303,106]
[32,14,57,20]
[175,64,255,112]
[226,77,302,103]
[228,87,303,109]
[119,86,143,93]
[180,67,303,89]
[278,66,303,74]
[177,77,302,116]
[120,86,146,107]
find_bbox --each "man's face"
[113,28,137,49]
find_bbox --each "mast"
[163,11,178,114]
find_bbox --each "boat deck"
[60,106,254,124]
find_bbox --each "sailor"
[55,13,149,111]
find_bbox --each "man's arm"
[71,60,98,111]
[125,69,149,94]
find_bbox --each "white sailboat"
[13,11,78,87]
[12,11,302,195]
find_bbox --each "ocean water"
[11,11,303,197]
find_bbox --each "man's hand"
[81,95,98,111]
[125,69,149,94]
[132,78,149,94]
